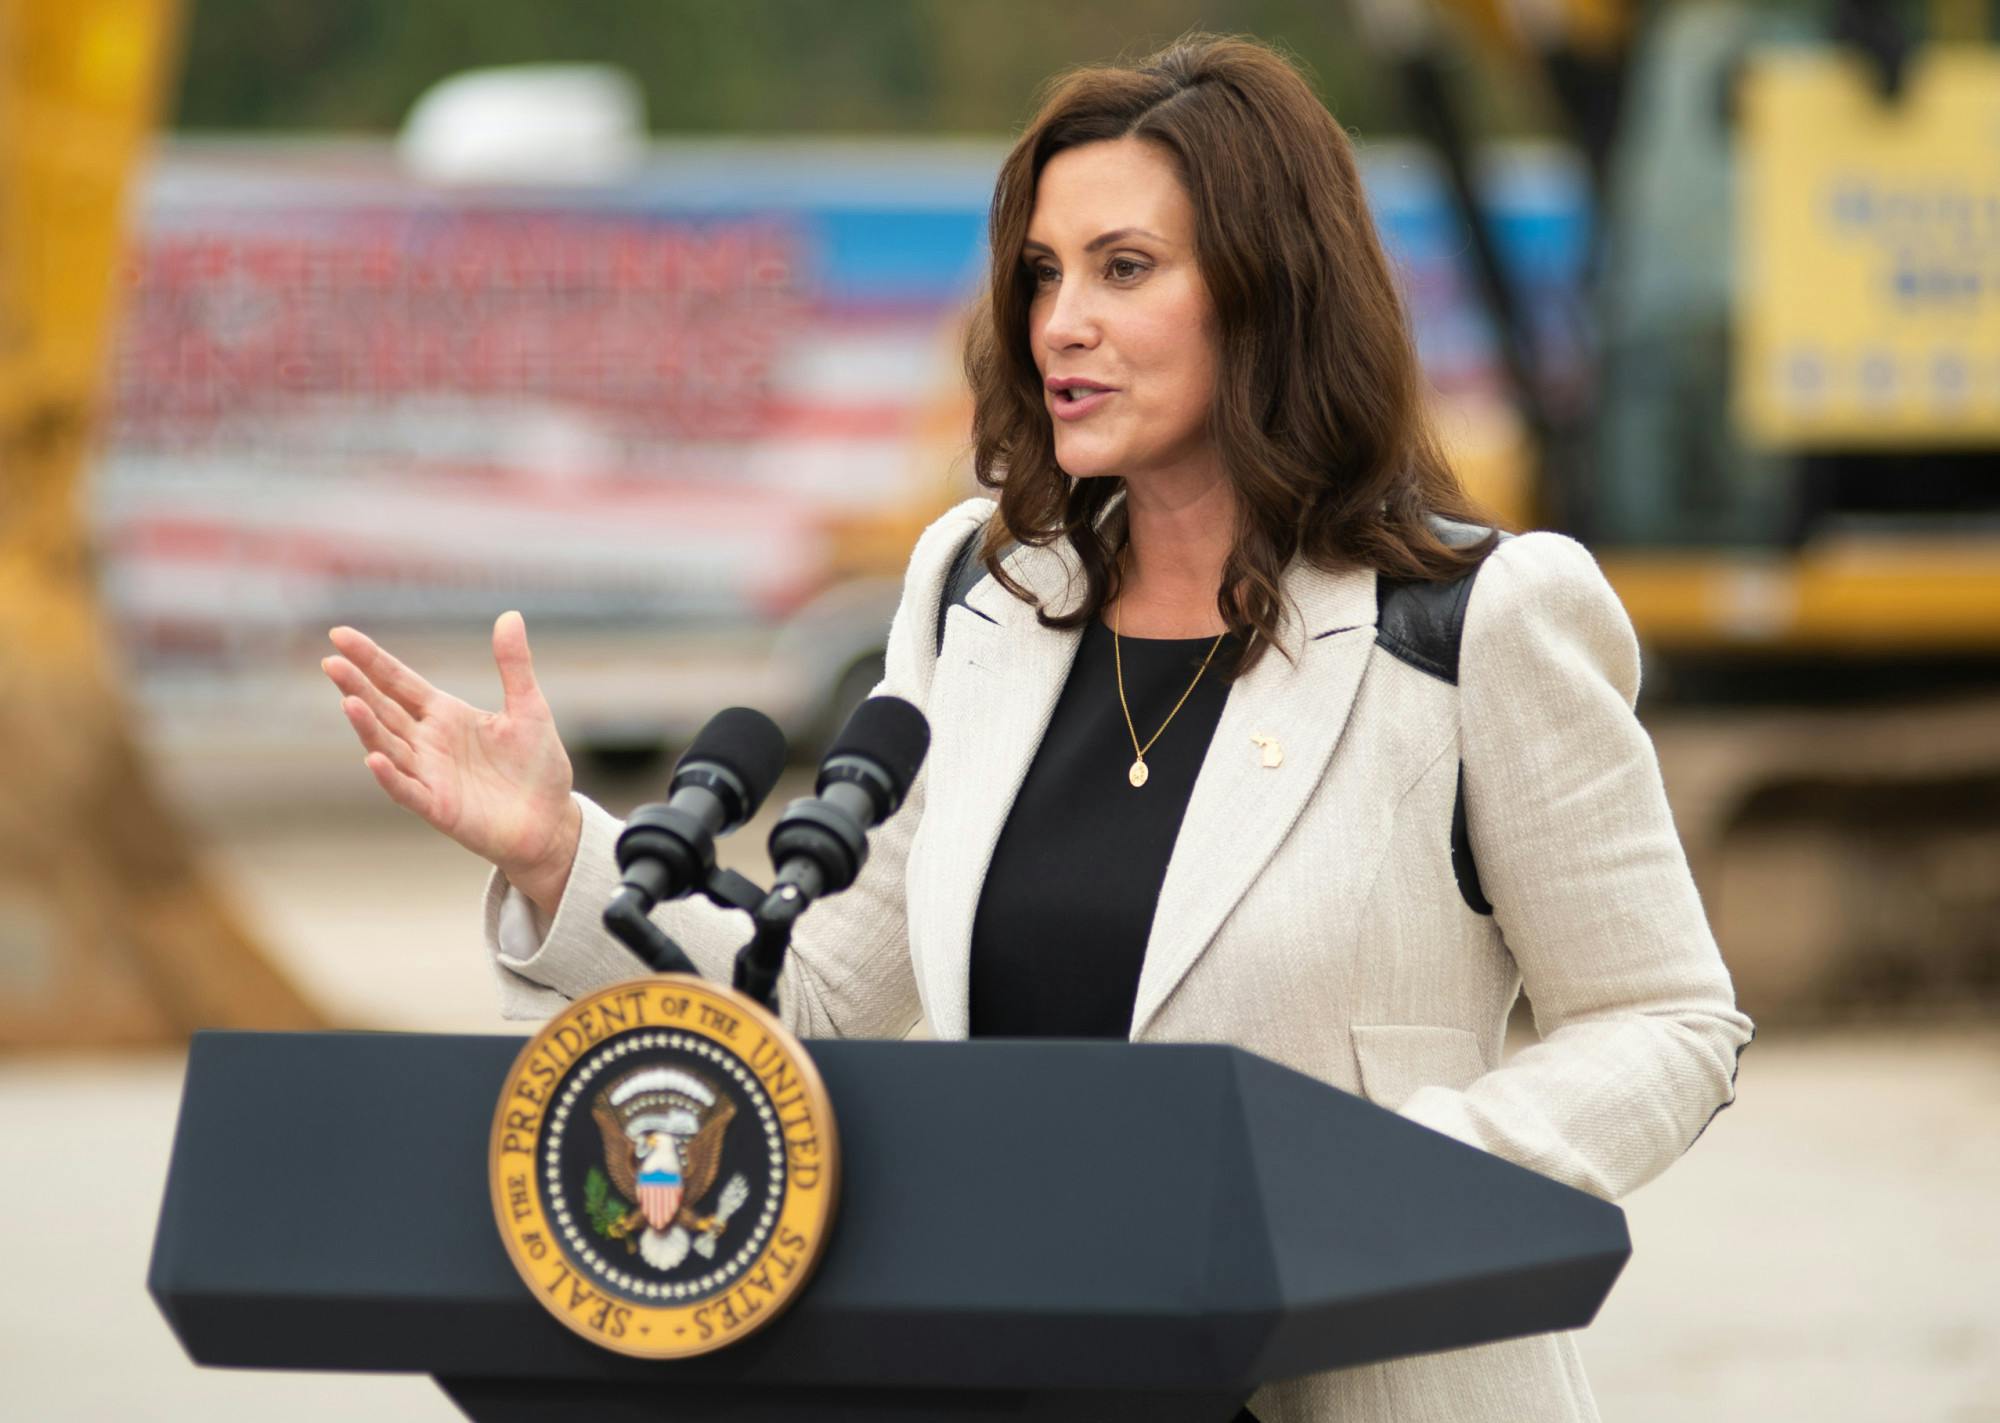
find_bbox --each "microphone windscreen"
[827,695,930,795]
[680,707,788,815]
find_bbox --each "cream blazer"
[485,496,1755,1423]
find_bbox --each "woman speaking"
[324,34,1752,1423]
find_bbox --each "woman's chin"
[1051,441,1124,481]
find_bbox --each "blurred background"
[2,0,1996,1417]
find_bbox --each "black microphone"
[614,707,788,911]
[766,696,930,905]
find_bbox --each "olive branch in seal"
[583,1167,643,1242]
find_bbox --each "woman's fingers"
[364,751,435,820]
[327,625,440,719]
[322,654,419,743]
[340,694,418,777]
[491,610,545,716]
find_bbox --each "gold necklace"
[1113,604,1227,788]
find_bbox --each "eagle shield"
[638,1168,683,1232]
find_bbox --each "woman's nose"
[1039,276,1099,352]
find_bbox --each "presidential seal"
[489,976,838,1358]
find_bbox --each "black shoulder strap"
[1374,517,1511,916]
[934,522,1007,656]
[1373,516,1507,686]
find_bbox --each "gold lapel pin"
[1250,734,1283,769]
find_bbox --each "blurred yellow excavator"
[0,0,321,1044]
[1355,0,2000,1018]
[1382,0,1999,631]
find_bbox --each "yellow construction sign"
[1736,49,2000,447]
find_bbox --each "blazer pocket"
[1352,1024,1487,1113]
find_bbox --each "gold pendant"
[1128,757,1149,788]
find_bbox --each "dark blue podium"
[149,1030,1627,1421]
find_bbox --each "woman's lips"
[1051,389,1114,421]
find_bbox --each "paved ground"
[3,803,1997,1420]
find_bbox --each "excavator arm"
[0,0,320,1044]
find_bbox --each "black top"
[967,619,1235,1039]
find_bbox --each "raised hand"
[322,611,582,913]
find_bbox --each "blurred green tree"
[170,0,1535,136]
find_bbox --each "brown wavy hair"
[964,33,1498,675]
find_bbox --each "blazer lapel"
[917,539,1085,1039]
[1128,561,1378,1038]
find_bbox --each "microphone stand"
[602,864,767,979]
[734,863,824,1013]
[603,862,814,1015]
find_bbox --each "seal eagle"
[591,1064,747,1270]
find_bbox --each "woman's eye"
[1028,262,1058,285]
[1108,258,1146,281]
